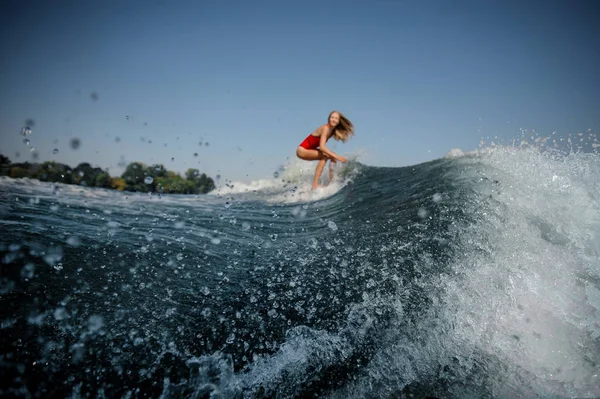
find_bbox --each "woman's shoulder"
[310,124,329,137]
[317,124,332,134]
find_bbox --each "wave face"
[1,147,599,398]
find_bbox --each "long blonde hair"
[329,110,354,142]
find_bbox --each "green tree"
[0,154,10,176]
[38,161,72,183]
[95,172,112,188]
[185,168,215,194]
[121,162,147,191]
[10,167,28,178]
[72,163,104,186]
[148,164,168,178]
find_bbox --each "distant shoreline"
[0,154,215,194]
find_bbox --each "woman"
[296,110,354,190]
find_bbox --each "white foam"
[209,155,362,204]
[433,146,600,396]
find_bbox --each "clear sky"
[1,0,599,183]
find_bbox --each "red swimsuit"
[299,134,320,150]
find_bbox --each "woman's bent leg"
[297,146,328,161]
[312,158,327,190]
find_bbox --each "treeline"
[0,154,215,194]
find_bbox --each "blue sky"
[1,0,598,183]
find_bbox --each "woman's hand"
[338,155,348,163]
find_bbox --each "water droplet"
[241,222,251,231]
[327,220,338,231]
[125,115,130,121]
[88,315,104,332]
[29,147,35,153]
[21,263,35,279]
[432,193,442,203]
[70,138,81,150]
[174,221,185,229]
[193,153,198,157]
[53,307,69,320]
[226,333,235,344]
[66,236,81,247]
[20,127,32,136]
[90,92,99,101]
[53,148,59,154]
[211,237,221,245]
[23,139,30,145]
[144,176,154,184]
[273,171,280,178]
[417,208,429,219]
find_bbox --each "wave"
[1,144,599,398]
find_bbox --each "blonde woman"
[296,110,355,190]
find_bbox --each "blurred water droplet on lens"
[273,171,280,178]
[144,176,154,184]
[53,307,69,320]
[53,149,59,154]
[90,92,99,101]
[66,236,81,247]
[193,153,198,157]
[25,118,35,127]
[115,137,121,143]
[125,115,130,120]
[20,127,32,136]
[171,157,174,161]
[205,142,210,147]
[216,174,221,180]
[23,139,30,145]
[70,138,81,150]
[21,263,35,279]
[30,147,35,153]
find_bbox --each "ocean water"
[1,146,599,398]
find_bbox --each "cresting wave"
[0,144,599,398]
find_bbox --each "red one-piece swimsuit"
[299,134,320,150]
